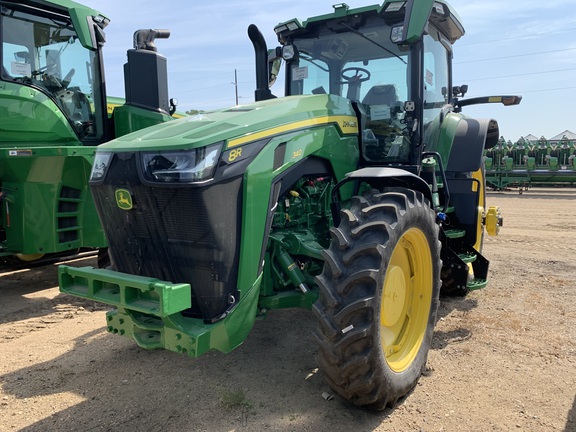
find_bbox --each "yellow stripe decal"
[227,115,358,148]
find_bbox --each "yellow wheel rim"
[15,253,45,262]
[380,227,432,373]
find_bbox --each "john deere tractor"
[59,0,518,409]
[0,0,178,266]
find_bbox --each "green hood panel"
[98,95,358,152]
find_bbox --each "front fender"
[330,167,434,224]
[343,167,433,203]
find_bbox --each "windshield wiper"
[339,21,406,64]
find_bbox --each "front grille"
[154,189,216,246]
[91,152,242,322]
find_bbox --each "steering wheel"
[31,64,52,77]
[35,67,75,90]
[341,67,371,83]
[42,74,63,88]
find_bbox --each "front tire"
[97,248,111,269]
[313,188,441,410]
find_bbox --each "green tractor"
[59,0,518,409]
[0,0,179,265]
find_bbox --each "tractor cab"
[271,1,464,168]
[1,1,109,143]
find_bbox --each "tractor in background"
[0,0,178,266]
[59,0,519,409]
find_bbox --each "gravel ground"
[1,188,575,431]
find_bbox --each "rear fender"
[446,118,499,172]
[443,117,498,249]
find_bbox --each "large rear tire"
[313,188,441,410]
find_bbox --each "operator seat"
[361,84,403,160]
[362,84,399,106]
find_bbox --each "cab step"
[458,252,477,263]
[435,205,454,214]
[445,229,466,239]
[468,278,488,291]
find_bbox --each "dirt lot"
[1,188,575,432]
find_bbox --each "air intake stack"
[124,29,171,114]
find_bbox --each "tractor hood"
[88,93,359,323]
[99,94,358,152]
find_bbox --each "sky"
[92,0,576,142]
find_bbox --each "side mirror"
[268,57,282,87]
[501,96,522,106]
[14,51,30,62]
[267,45,297,88]
[455,95,522,112]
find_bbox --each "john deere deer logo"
[115,189,133,210]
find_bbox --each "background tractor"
[59,0,519,409]
[0,0,178,266]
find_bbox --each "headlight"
[90,152,112,181]
[141,143,222,183]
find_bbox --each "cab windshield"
[286,16,411,163]
[1,6,104,140]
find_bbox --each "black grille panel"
[91,153,242,321]
[154,189,216,246]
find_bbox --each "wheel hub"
[382,265,407,327]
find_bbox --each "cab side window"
[423,30,450,125]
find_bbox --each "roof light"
[385,2,405,12]
[286,20,300,31]
[333,3,349,11]
[433,2,447,16]
[274,24,288,34]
